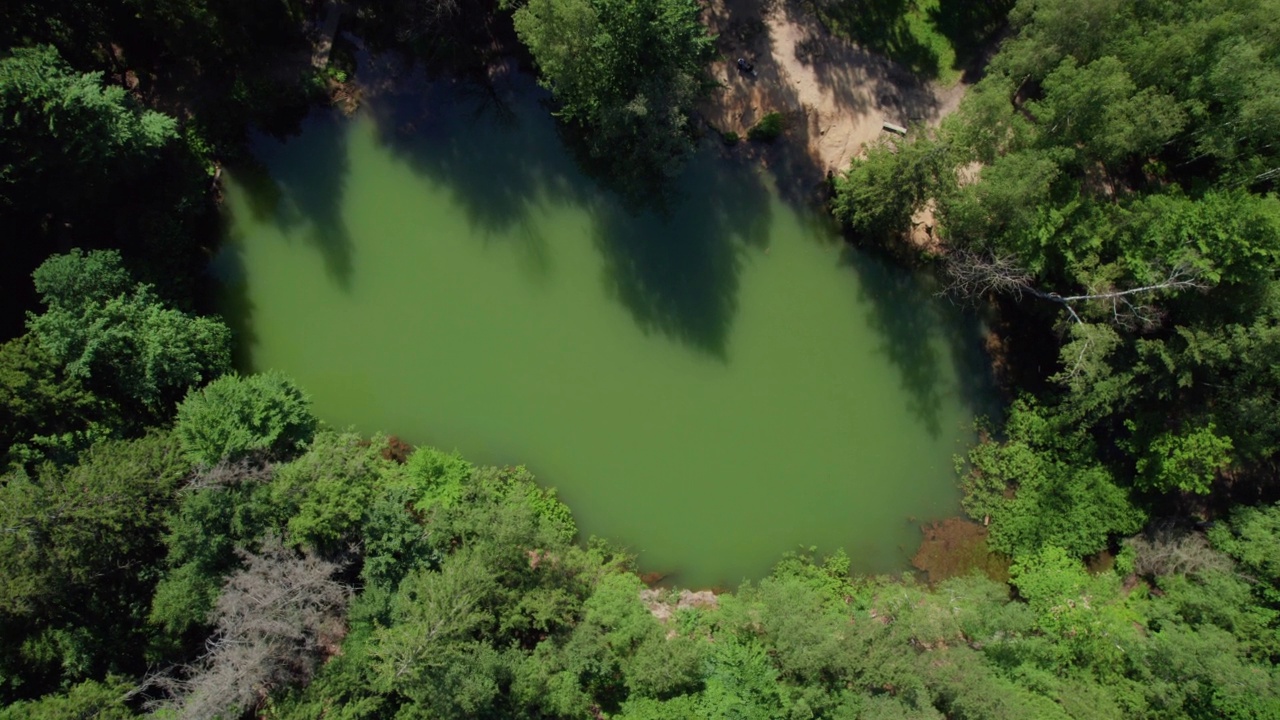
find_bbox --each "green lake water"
[216,76,995,588]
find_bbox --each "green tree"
[1029,56,1184,167]
[1124,190,1280,286]
[961,399,1145,557]
[148,459,283,645]
[1208,502,1280,602]
[0,45,177,209]
[0,334,118,470]
[370,548,504,717]
[27,249,230,414]
[0,432,189,698]
[513,0,715,191]
[0,42,217,334]
[175,371,318,468]
[697,638,787,720]
[270,431,384,552]
[28,248,132,310]
[1009,546,1141,668]
[938,148,1065,263]
[832,136,951,244]
[1132,422,1233,495]
[0,677,136,720]
[921,0,1280,534]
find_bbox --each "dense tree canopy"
[175,371,318,468]
[0,45,177,209]
[0,432,190,695]
[0,334,117,469]
[834,0,1280,564]
[27,249,230,416]
[513,0,715,193]
[3,0,1280,716]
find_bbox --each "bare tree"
[941,249,1204,329]
[143,535,351,720]
[1125,525,1233,579]
[183,454,275,492]
[939,250,1034,301]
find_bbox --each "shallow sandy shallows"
[699,0,966,183]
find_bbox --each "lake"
[216,71,994,588]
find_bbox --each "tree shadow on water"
[591,154,774,360]
[363,73,592,278]
[208,237,260,373]
[240,112,355,289]
[840,245,996,438]
[360,61,772,358]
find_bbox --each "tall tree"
[513,0,715,193]
[0,45,177,211]
[0,432,189,699]
[175,371,318,468]
[0,334,118,470]
[26,249,230,416]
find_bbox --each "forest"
[2,0,1278,717]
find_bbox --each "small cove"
[216,72,996,588]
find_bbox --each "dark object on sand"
[736,57,755,74]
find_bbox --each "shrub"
[722,130,740,146]
[747,112,784,142]
[176,371,318,467]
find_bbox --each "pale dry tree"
[1125,524,1233,579]
[941,248,1204,330]
[142,535,351,720]
[183,454,275,492]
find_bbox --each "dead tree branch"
[184,455,275,492]
[941,249,1204,329]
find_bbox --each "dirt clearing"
[699,0,966,194]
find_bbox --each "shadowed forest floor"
[698,0,968,192]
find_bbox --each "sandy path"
[699,0,966,188]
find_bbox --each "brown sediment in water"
[381,435,413,464]
[638,571,668,587]
[911,517,1010,584]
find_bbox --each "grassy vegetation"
[816,0,1013,84]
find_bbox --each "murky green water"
[217,76,994,587]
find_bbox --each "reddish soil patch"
[911,517,1010,584]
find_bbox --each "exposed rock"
[640,588,719,622]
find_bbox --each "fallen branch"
[941,249,1204,329]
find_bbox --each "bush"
[747,112,784,142]
[722,130,740,146]
[175,371,318,467]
